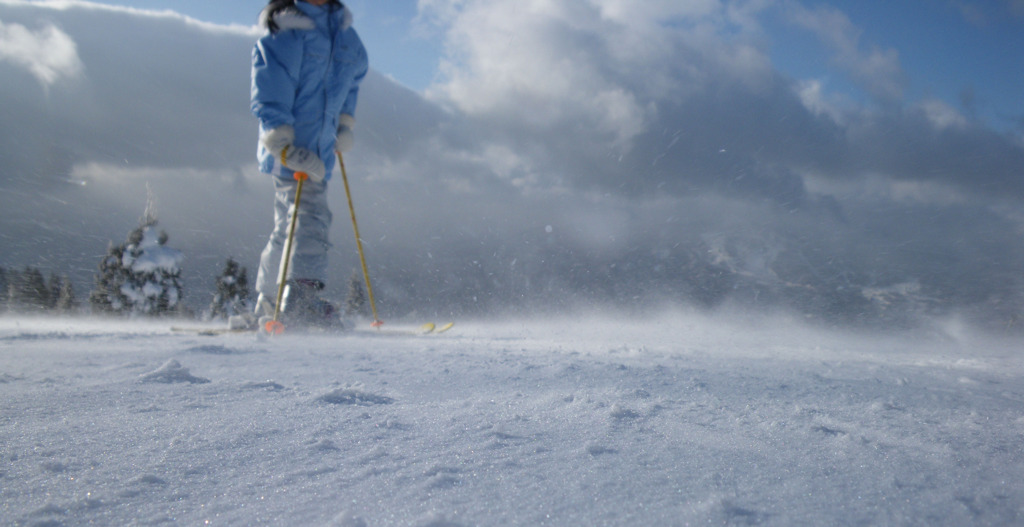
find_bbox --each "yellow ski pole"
[265,171,308,335]
[337,150,383,328]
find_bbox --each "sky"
[1,0,1023,328]
[61,0,446,92]
[52,0,1024,132]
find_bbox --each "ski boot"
[246,294,276,331]
[279,279,345,331]
[224,295,272,331]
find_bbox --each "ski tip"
[419,322,436,334]
[436,322,455,333]
[264,320,285,335]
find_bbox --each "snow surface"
[1,312,1022,526]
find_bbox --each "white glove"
[335,114,355,153]
[260,125,326,182]
[282,146,325,182]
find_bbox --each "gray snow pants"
[255,177,333,300]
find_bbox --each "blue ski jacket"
[251,1,368,181]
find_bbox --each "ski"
[171,321,454,337]
[353,321,455,336]
[171,326,254,336]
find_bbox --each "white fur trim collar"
[270,7,315,31]
[341,5,353,30]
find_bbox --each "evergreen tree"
[0,267,8,311]
[90,216,184,316]
[90,242,130,314]
[9,267,50,312]
[26,267,50,310]
[3,268,16,310]
[209,258,251,319]
[47,273,62,310]
[54,275,77,313]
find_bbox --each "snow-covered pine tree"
[209,258,251,320]
[89,242,130,314]
[89,216,184,317]
[121,218,184,316]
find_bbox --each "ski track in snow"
[0,314,1022,526]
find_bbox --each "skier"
[249,0,368,328]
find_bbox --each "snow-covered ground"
[1,311,1022,526]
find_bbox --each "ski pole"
[265,171,308,335]
[337,150,383,328]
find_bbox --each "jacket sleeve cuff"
[260,125,295,155]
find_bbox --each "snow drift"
[1,312,1021,525]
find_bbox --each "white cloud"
[796,78,846,123]
[0,19,82,86]
[415,0,1024,207]
[920,98,969,130]
[422,0,776,155]
[951,0,1024,24]
[595,0,722,23]
[426,1,622,117]
[0,0,258,177]
[69,161,244,185]
[785,2,906,102]
[0,0,259,35]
